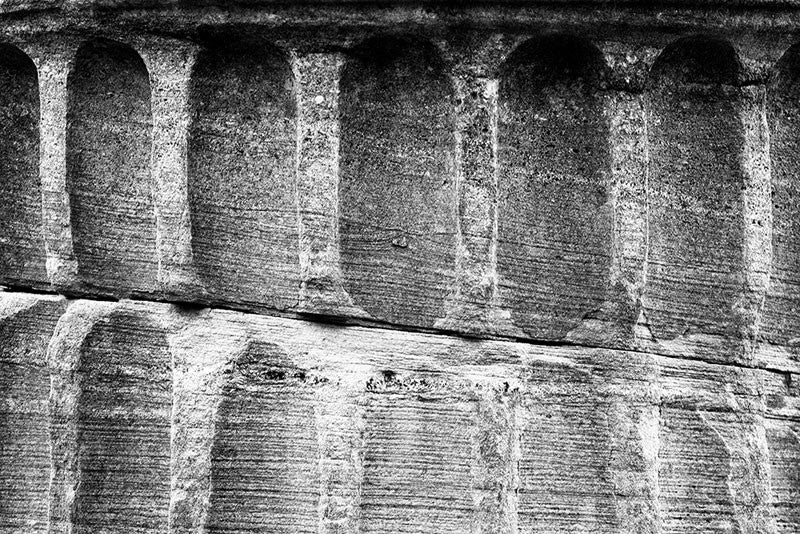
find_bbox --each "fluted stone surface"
[0,2,798,533]
[0,293,796,533]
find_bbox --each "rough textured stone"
[0,291,796,533]
[497,35,613,340]
[66,38,156,294]
[518,352,657,534]
[339,37,457,327]
[0,44,45,288]
[0,294,65,533]
[207,341,319,534]
[0,3,799,532]
[643,37,747,341]
[188,39,299,310]
[764,44,800,350]
[360,371,475,534]
[72,309,171,533]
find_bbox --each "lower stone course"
[0,289,797,533]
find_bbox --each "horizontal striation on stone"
[66,38,157,295]
[188,39,299,311]
[497,35,614,341]
[360,371,475,534]
[643,37,748,341]
[0,28,799,366]
[206,341,319,534]
[73,309,171,534]
[338,37,457,328]
[0,44,45,288]
[0,295,65,533]
[0,291,796,533]
[763,44,800,348]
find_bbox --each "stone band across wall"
[0,291,797,534]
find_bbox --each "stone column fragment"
[138,38,200,298]
[0,292,65,533]
[439,69,505,334]
[27,40,78,289]
[293,51,355,314]
[47,300,116,534]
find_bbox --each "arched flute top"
[190,33,292,70]
[70,37,149,78]
[648,35,743,87]
[773,41,800,88]
[66,35,155,293]
[0,43,37,82]
[499,34,608,88]
[341,35,450,84]
[337,33,457,327]
[0,42,43,288]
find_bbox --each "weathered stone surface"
[658,362,771,534]
[66,38,157,294]
[0,44,45,288]
[207,341,319,533]
[360,371,475,534]
[2,4,800,532]
[764,44,800,350]
[1,291,796,533]
[764,370,800,533]
[643,37,747,341]
[71,308,171,533]
[767,419,800,533]
[188,39,299,310]
[518,351,657,534]
[0,21,793,362]
[0,294,65,533]
[339,37,457,327]
[497,35,613,340]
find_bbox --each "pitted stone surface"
[73,309,171,533]
[497,36,613,340]
[643,38,748,341]
[0,292,795,533]
[207,342,319,534]
[0,295,65,533]
[0,4,799,533]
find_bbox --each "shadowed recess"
[764,44,800,347]
[518,362,618,533]
[207,341,318,534]
[0,44,45,287]
[643,36,746,340]
[0,300,64,533]
[658,407,737,534]
[360,372,474,534]
[188,39,299,310]
[66,38,156,293]
[339,37,457,327]
[497,35,613,340]
[73,310,171,534]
